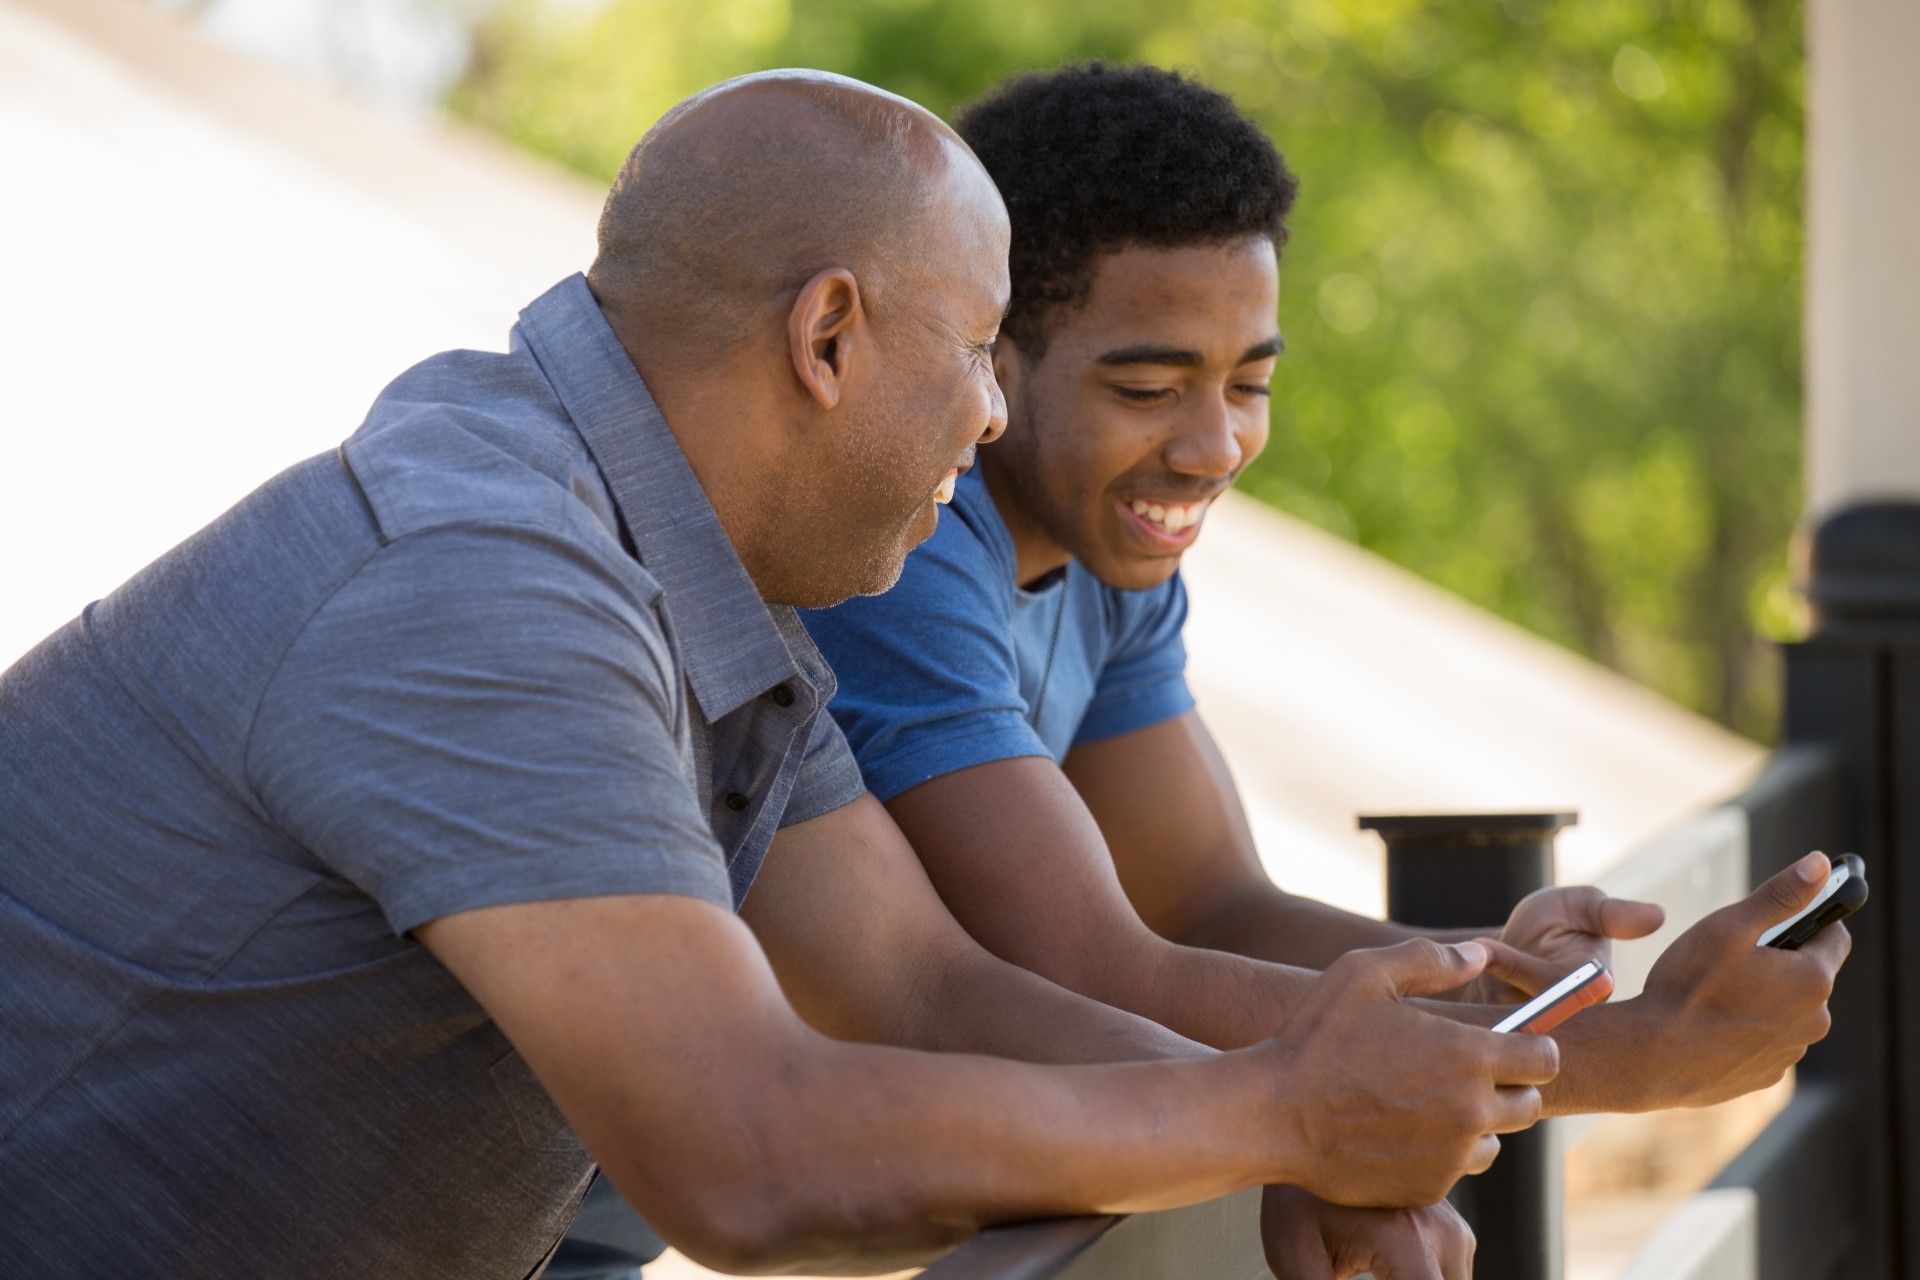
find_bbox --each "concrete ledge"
[1615,1188,1756,1280]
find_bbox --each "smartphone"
[1492,960,1614,1035]
[1758,853,1868,950]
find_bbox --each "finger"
[1475,939,1564,999]
[1355,938,1491,1001]
[1465,1132,1501,1176]
[1488,1028,1562,1086]
[1742,851,1833,931]
[1797,918,1852,976]
[1485,1083,1545,1133]
[1597,895,1666,941]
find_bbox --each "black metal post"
[1361,810,1577,1280]
[1777,500,1920,1280]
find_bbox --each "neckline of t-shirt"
[1013,564,1069,602]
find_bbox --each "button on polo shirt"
[0,274,864,1280]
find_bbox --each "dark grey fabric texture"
[0,274,865,1278]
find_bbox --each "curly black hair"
[955,62,1298,355]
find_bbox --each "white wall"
[1805,0,1920,513]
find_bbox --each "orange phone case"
[1511,968,1615,1035]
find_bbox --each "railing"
[921,503,1920,1279]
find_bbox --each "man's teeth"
[935,473,957,505]
[1128,498,1204,532]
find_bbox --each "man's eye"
[1112,386,1173,403]
[1236,383,1273,398]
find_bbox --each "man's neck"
[980,454,1073,590]
[607,320,786,596]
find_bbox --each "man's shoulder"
[341,345,609,547]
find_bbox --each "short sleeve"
[777,711,867,828]
[247,523,734,935]
[800,508,1051,802]
[1073,571,1196,747]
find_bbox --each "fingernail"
[1797,851,1827,883]
[1454,940,1488,966]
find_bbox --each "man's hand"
[1260,1184,1473,1280]
[1466,886,1666,1004]
[1620,851,1849,1109]
[1257,938,1560,1207]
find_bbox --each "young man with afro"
[799,59,1848,1275]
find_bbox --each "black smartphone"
[1758,853,1867,950]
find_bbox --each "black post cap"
[1803,500,1920,627]
[1359,812,1578,844]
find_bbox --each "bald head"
[584,73,1010,609]
[588,71,991,361]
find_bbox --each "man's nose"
[1166,391,1242,477]
[979,370,1009,445]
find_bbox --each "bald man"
[0,73,1559,1279]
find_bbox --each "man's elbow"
[658,1190,808,1276]
[609,1154,971,1275]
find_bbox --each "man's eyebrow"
[1093,344,1205,368]
[1240,334,1286,363]
[1092,335,1287,368]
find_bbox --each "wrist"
[1226,1041,1314,1188]
[1541,996,1675,1116]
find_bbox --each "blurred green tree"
[450,0,1804,740]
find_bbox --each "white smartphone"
[1757,854,1867,949]
[1492,960,1614,1035]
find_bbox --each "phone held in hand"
[1492,960,1614,1036]
[1757,853,1868,950]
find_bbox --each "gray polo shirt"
[0,275,865,1278]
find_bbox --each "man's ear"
[787,268,864,411]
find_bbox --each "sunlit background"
[155,0,1808,745]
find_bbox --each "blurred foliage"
[449,0,1804,740]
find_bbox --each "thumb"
[1597,896,1666,941]
[1362,938,1491,1001]
[1265,1236,1337,1280]
[1259,1186,1337,1280]
[1746,852,1833,929]
[1262,1223,1338,1280]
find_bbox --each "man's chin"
[1085,545,1186,593]
[775,524,923,609]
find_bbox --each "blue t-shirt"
[801,466,1195,801]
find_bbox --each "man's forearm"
[602,1025,1286,1275]
[1131,941,1322,1048]
[903,941,1219,1064]
[1176,882,1460,970]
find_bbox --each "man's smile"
[936,444,979,506]
[1117,494,1208,545]
[1124,496,1208,533]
